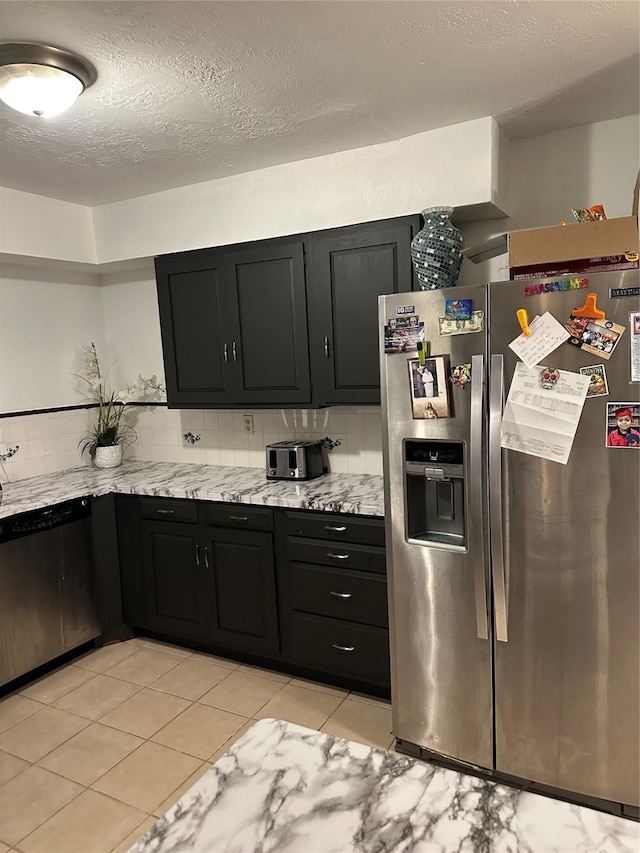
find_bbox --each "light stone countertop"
[129,717,640,853]
[0,460,384,521]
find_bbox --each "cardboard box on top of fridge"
[507,215,639,280]
[463,216,639,277]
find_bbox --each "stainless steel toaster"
[265,440,324,481]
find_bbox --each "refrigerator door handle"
[470,352,489,641]
[489,353,509,642]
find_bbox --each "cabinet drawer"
[291,564,388,628]
[283,511,385,547]
[200,503,273,531]
[139,497,198,524]
[287,538,386,575]
[289,613,390,686]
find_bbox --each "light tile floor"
[0,637,393,853]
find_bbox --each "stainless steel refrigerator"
[379,269,639,811]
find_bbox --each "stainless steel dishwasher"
[0,497,100,687]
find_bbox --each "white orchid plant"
[76,342,165,459]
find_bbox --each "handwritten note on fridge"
[508,311,570,369]
[500,363,589,465]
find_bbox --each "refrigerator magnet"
[408,356,451,419]
[539,367,560,390]
[444,299,473,320]
[606,403,640,447]
[579,364,609,397]
[565,316,625,360]
[450,363,471,388]
[384,316,424,353]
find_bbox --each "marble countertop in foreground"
[130,718,638,853]
[0,460,384,520]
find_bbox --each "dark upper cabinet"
[224,242,311,405]
[155,252,233,408]
[306,216,421,405]
[155,240,310,408]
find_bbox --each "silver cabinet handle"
[232,341,237,362]
[224,343,228,363]
[324,336,330,359]
[332,644,355,652]
[204,546,210,569]
[324,525,346,533]
[157,509,174,516]
[330,591,352,599]
[489,353,509,643]
[470,352,489,641]
[327,552,349,560]
[195,544,200,567]
[229,515,248,522]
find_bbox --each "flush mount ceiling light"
[0,42,97,117]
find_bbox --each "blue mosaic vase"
[410,206,465,290]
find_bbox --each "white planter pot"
[94,444,122,469]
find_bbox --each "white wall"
[92,117,500,263]
[458,115,640,285]
[0,264,105,413]
[0,187,96,264]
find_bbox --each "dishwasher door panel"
[0,518,99,686]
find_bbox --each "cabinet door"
[155,252,233,407]
[224,241,311,405]
[203,527,279,654]
[141,521,211,640]
[307,217,420,405]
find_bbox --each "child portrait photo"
[606,403,640,448]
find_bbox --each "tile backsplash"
[0,405,383,483]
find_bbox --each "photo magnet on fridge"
[579,364,609,398]
[408,356,451,419]
[444,299,473,320]
[384,316,424,353]
[565,314,625,360]
[606,403,640,447]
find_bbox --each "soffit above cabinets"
[0,0,638,207]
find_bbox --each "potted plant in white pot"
[76,342,165,468]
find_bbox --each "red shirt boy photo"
[607,407,640,447]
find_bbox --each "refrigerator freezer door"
[489,270,640,806]
[380,285,493,769]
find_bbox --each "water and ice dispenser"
[404,440,466,549]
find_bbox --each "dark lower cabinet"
[118,497,389,695]
[275,509,390,691]
[141,520,210,641]
[202,526,279,655]
[119,498,279,655]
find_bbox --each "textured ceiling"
[0,0,638,206]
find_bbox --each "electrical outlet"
[243,414,254,434]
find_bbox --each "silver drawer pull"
[195,544,200,567]
[229,515,248,522]
[332,643,355,653]
[157,509,175,516]
[324,525,346,533]
[327,552,349,560]
[330,591,352,599]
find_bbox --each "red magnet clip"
[516,308,531,337]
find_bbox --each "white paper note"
[631,311,640,383]
[500,363,589,465]
[508,311,570,369]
